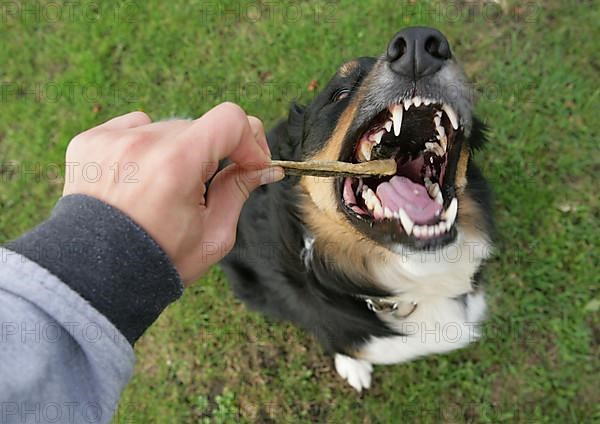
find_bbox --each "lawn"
[1,0,598,423]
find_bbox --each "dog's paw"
[334,354,373,392]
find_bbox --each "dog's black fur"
[221,32,494,366]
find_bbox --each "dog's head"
[288,27,490,284]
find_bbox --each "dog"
[221,27,494,391]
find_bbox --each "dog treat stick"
[269,159,397,178]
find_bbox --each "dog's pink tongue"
[376,176,442,224]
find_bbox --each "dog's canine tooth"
[444,198,458,226]
[357,140,373,162]
[403,98,412,110]
[384,120,393,133]
[433,115,441,127]
[442,104,459,130]
[435,110,442,118]
[371,130,385,145]
[398,208,414,236]
[391,104,403,136]
[413,96,422,107]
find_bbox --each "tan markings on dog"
[299,190,385,281]
[338,60,359,77]
[454,144,470,194]
[457,190,491,247]
[298,88,389,282]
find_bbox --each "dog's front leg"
[334,353,373,392]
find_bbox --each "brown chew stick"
[269,159,397,178]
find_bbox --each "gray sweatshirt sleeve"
[0,195,184,424]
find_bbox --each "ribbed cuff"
[6,194,184,345]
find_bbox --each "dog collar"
[362,296,418,318]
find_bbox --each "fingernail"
[259,166,285,185]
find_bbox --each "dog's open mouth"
[340,96,461,241]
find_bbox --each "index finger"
[180,103,271,181]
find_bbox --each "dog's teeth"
[435,110,442,118]
[412,225,423,238]
[362,188,373,209]
[398,209,414,236]
[442,104,459,130]
[445,198,458,227]
[413,96,422,107]
[439,135,447,151]
[371,130,384,145]
[363,188,383,215]
[384,207,393,219]
[425,142,444,156]
[403,98,412,110]
[427,225,435,237]
[391,104,403,137]
[374,201,383,218]
[433,116,441,127]
[435,223,446,236]
[423,98,431,106]
[384,120,393,133]
[357,140,373,162]
[441,220,451,233]
[427,182,440,199]
[436,125,446,138]
[439,221,447,233]
[435,191,443,205]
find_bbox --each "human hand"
[63,103,284,285]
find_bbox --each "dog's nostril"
[387,36,407,62]
[425,36,450,60]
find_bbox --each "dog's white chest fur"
[335,291,486,392]
[334,227,491,392]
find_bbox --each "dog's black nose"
[386,27,451,80]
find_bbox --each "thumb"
[204,164,284,241]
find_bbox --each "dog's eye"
[332,89,351,102]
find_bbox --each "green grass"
[1,1,598,422]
